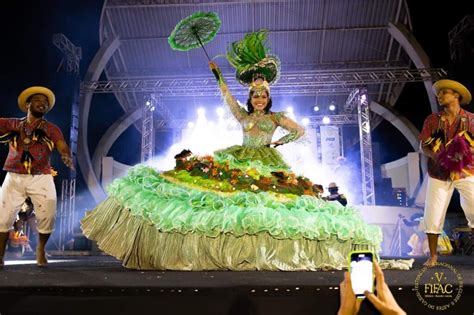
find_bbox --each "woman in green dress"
[210,61,304,176]
[81,32,381,271]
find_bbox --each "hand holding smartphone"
[349,250,374,299]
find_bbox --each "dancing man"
[0,86,74,267]
[419,79,474,266]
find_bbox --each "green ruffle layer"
[82,197,376,270]
[214,145,290,175]
[102,165,382,244]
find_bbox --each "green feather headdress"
[226,30,280,86]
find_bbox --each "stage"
[0,255,472,315]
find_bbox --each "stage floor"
[0,255,472,315]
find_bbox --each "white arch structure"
[388,22,439,113]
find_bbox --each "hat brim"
[17,86,56,113]
[236,55,281,86]
[432,80,472,105]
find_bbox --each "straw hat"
[17,86,56,113]
[432,79,471,105]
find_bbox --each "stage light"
[313,106,319,112]
[145,100,151,106]
[150,106,155,111]
[187,121,195,128]
[329,104,336,111]
[360,94,367,102]
[4,259,77,266]
[286,106,294,113]
[301,117,310,126]
[197,107,206,116]
[322,116,330,124]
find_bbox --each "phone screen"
[350,252,374,298]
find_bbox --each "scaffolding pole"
[141,97,155,163]
[357,88,376,205]
[53,33,81,250]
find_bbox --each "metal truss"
[53,34,81,251]
[344,88,360,113]
[448,15,474,62]
[357,89,375,205]
[154,114,358,130]
[52,33,82,75]
[82,68,446,96]
[107,0,290,6]
[151,93,173,120]
[141,98,155,162]
[58,179,76,250]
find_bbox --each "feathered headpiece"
[226,30,280,90]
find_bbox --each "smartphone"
[349,250,374,299]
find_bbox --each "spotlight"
[313,106,319,112]
[301,117,310,126]
[286,106,294,113]
[197,107,206,116]
[145,100,151,106]
[187,121,195,128]
[360,94,367,102]
[329,104,336,111]
[322,116,330,124]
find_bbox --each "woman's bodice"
[241,112,278,147]
[218,83,305,148]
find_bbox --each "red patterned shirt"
[419,109,474,180]
[0,118,65,175]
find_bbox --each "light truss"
[357,89,376,206]
[53,33,80,252]
[154,114,357,130]
[107,0,296,7]
[151,93,173,120]
[82,68,446,96]
[448,15,474,62]
[141,99,155,163]
[52,33,82,75]
[58,179,76,250]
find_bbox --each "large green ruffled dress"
[81,86,382,271]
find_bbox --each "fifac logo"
[414,262,463,311]
[424,272,454,294]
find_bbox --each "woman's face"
[251,91,269,111]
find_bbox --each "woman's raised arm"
[209,62,247,122]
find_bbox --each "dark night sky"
[0,1,472,208]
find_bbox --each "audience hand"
[364,261,406,315]
[337,271,362,315]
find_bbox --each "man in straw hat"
[419,79,474,266]
[0,86,74,267]
[324,182,348,206]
